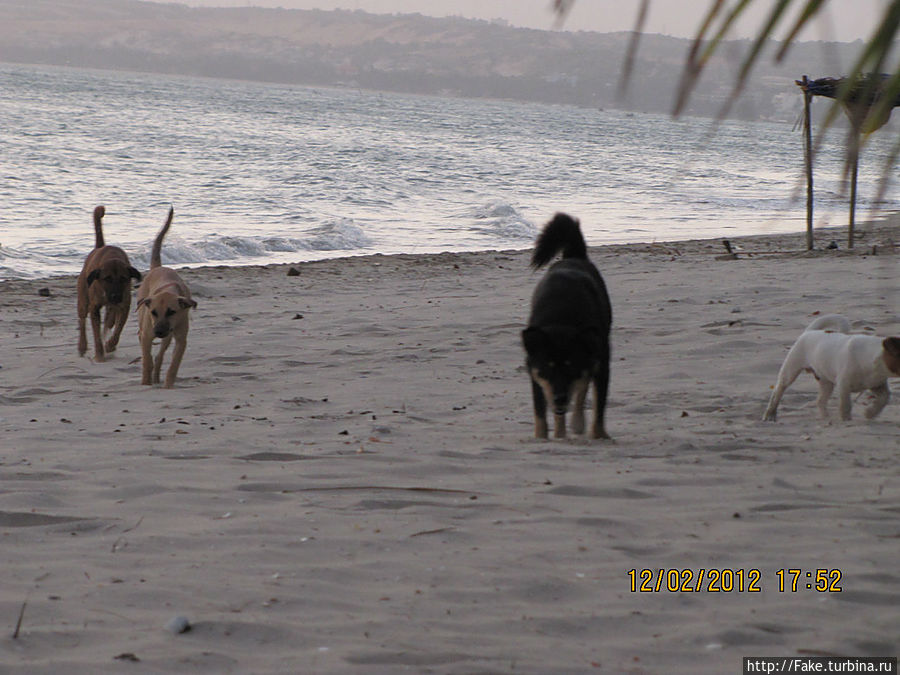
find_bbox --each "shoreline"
[1,213,898,673]
[3,212,898,290]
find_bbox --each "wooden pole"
[848,132,859,248]
[802,76,814,251]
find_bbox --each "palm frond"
[674,0,751,116]
[705,0,793,120]
[776,0,826,60]
[552,0,900,131]
[618,0,651,95]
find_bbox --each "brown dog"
[77,205,142,361]
[137,207,197,388]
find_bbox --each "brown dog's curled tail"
[93,205,106,248]
[151,206,174,269]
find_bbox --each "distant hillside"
[0,0,867,120]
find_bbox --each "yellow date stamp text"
[627,568,842,593]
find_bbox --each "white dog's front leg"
[864,384,890,420]
[837,383,853,421]
[815,380,834,419]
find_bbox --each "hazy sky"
[181,0,884,42]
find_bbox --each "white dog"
[763,314,900,422]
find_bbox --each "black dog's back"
[523,213,612,439]
[529,213,611,331]
[530,259,610,330]
[531,212,588,267]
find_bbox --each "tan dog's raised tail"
[137,207,197,388]
[77,205,142,361]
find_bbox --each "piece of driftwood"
[715,239,844,259]
[12,601,26,639]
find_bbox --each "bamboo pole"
[802,75,814,251]
[848,132,859,248]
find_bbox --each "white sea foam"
[303,220,373,251]
[126,220,374,268]
[464,201,537,242]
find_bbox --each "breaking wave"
[463,201,537,242]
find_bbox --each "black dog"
[522,213,612,439]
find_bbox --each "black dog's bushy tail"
[93,205,106,249]
[530,213,587,269]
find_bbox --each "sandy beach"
[1,218,898,674]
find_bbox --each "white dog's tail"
[804,314,851,334]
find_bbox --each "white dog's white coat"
[763,315,900,421]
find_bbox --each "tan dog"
[77,205,142,361]
[136,207,197,388]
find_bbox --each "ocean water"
[1,62,897,280]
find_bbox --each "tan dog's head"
[87,259,142,305]
[883,337,900,376]
[138,292,197,338]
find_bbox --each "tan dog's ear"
[884,337,900,356]
[179,298,197,310]
[137,298,151,308]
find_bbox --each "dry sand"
[0,219,898,674]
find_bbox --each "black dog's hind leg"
[571,377,590,435]
[591,361,611,440]
[531,378,549,439]
[553,411,567,439]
